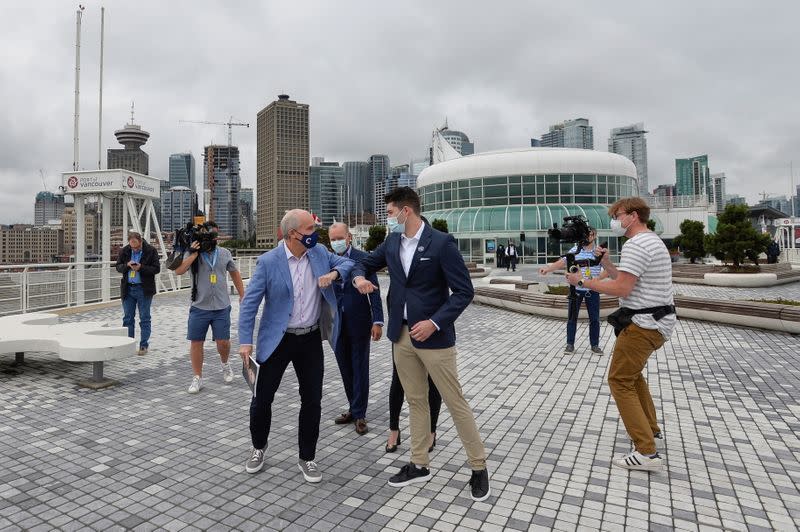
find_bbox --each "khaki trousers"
[394,328,486,470]
[608,323,665,455]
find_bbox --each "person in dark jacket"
[115,231,161,355]
[352,186,490,502]
[329,222,384,435]
[496,244,505,269]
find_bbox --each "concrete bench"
[488,279,540,290]
[0,312,137,388]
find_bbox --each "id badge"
[210,273,217,284]
[129,270,136,279]
[584,267,591,278]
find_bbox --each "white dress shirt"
[285,243,323,328]
[400,222,425,322]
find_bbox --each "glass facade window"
[419,173,636,212]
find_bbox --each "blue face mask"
[331,239,348,255]
[387,210,406,234]
[297,231,318,249]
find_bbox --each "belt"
[285,324,320,336]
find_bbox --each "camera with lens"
[167,218,219,270]
[548,215,592,248]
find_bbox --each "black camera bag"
[607,305,676,336]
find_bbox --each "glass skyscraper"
[539,118,593,150]
[675,155,710,197]
[309,161,344,226]
[608,123,648,196]
[342,161,371,216]
[203,145,240,238]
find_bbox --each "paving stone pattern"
[1,281,799,531]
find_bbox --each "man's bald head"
[329,222,350,242]
[281,209,314,240]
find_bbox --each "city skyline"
[1,2,799,224]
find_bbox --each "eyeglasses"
[612,211,628,220]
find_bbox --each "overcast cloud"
[1,0,798,223]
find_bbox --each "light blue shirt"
[128,249,143,284]
[565,245,603,292]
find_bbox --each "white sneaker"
[187,376,203,394]
[613,450,663,472]
[222,363,234,384]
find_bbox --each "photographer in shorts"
[174,221,245,394]
[565,197,675,472]
[540,228,606,355]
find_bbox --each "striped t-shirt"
[617,231,676,339]
[565,245,603,292]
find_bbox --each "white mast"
[73,5,84,171]
[97,6,104,170]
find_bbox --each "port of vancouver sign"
[61,170,162,199]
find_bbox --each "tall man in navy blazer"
[329,223,384,435]
[238,210,353,484]
[352,187,491,502]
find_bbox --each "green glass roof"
[422,205,615,233]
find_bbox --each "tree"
[673,219,706,264]
[316,227,330,249]
[704,204,772,268]
[646,219,656,232]
[364,225,386,252]
[432,218,449,233]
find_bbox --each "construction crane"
[178,117,249,224]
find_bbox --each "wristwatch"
[577,280,584,288]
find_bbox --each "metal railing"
[0,255,259,317]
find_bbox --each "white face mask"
[610,215,628,237]
[330,239,348,255]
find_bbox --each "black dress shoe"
[334,412,353,424]
[469,468,491,501]
[388,463,431,487]
[428,433,436,453]
[385,431,401,453]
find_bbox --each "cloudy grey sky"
[1,1,798,223]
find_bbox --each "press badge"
[210,273,218,284]
[584,267,591,278]
[129,270,136,279]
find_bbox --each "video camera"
[174,216,218,254]
[167,216,218,271]
[548,215,606,320]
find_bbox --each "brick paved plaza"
[1,275,799,531]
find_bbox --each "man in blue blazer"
[328,222,384,435]
[352,187,491,502]
[238,209,354,484]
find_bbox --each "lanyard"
[202,248,219,269]
[132,249,142,262]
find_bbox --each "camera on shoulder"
[167,216,219,270]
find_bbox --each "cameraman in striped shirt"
[566,197,675,472]
[539,228,606,355]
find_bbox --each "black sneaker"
[387,463,431,487]
[469,468,491,501]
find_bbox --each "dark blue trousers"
[566,289,601,347]
[334,315,371,420]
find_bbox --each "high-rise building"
[342,161,371,216]
[204,145,240,238]
[169,153,196,191]
[410,156,430,176]
[256,94,310,247]
[726,194,747,207]
[711,173,726,213]
[369,155,391,224]
[652,184,676,198]
[0,225,63,265]
[440,127,474,156]
[391,164,417,190]
[34,191,66,226]
[608,123,649,196]
[538,118,594,149]
[161,187,194,233]
[239,188,254,240]
[309,160,344,226]
[107,116,150,228]
[675,155,710,197]
[60,206,96,256]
